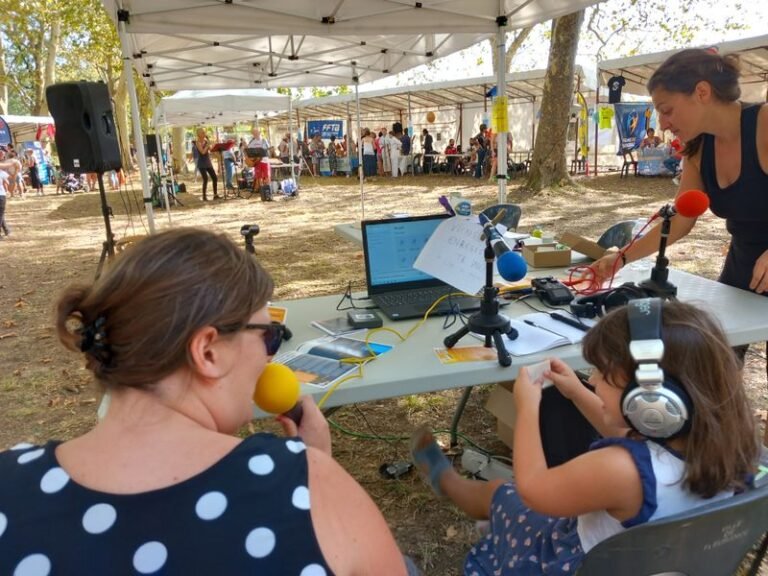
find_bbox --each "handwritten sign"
[414,216,485,295]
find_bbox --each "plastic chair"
[597,220,638,250]
[481,204,522,232]
[576,481,768,575]
[620,148,638,178]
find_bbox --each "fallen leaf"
[0,332,18,340]
[2,320,16,328]
[445,525,458,540]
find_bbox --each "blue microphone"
[478,214,528,281]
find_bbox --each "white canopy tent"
[598,34,768,101]
[102,0,605,226]
[593,34,768,172]
[157,88,290,125]
[0,114,56,144]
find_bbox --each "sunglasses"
[217,321,291,356]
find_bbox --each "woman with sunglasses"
[0,228,410,575]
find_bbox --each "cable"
[317,291,478,409]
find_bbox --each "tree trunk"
[525,11,584,191]
[32,30,45,115]
[172,127,186,173]
[0,40,8,115]
[39,18,61,115]
[114,66,133,170]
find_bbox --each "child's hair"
[647,48,741,158]
[582,300,757,498]
[56,228,274,391]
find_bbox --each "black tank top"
[700,103,768,245]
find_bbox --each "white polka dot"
[17,449,44,464]
[245,527,276,558]
[13,553,51,576]
[0,512,6,538]
[40,467,69,494]
[133,541,168,574]
[300,564,327,576]
[292,486,310,510]
[82,503,117,534]
[195,491,227,521]
[248,454,275,476]
[286,440,306,453]
[11,442,34,451]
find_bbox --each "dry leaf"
[0,332,18,340]
[2,320,16,328]
[445,525,458,540]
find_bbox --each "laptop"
[361,214,481,320]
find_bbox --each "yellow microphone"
[253,363,303,424]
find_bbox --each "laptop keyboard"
[375,286,460,308]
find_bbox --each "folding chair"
[577,481,768,575]
[597,220,639,250]
[481,204,522,232]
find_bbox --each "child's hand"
[545,357,584,400]
[513,366,543,408]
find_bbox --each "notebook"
[361,214,481,320]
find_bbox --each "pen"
[523,319,565,337]
[550,312,590,332]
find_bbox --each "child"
[412,299,758,575]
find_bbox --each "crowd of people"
[0,46,766,575]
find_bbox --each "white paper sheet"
[414,216,485,295]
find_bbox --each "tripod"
[94,172,116,279]
[639,209,677,299]
[443,239,518,367]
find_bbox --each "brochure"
[472,312,596,356]
[275,335,392,388]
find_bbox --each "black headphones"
[621,298,692,439]
[570,283,648,319]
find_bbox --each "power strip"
[460,448,514,481]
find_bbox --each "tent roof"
[598,34,768,99]
[0,114,55,143]
[103,0,603,89]
[157,88,290,125]
[276,66,593,120]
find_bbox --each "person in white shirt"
[389,131,403,177]
[0,168,10,237]
[247,128,270,153]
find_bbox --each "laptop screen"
[361,214,450,294]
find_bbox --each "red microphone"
[659,189,710,219]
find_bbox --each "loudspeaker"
[46,82,122,173]
[621,298,692,439]
[145,134,158,159]
[392,122,403,134]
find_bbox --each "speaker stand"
[94,172,116,280]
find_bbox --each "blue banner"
[0,116,11,146]
[307,120,343,139]
[614,103,654,152]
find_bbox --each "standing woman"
[25,149,44,196]
[195,128,220,201]
[361,128,377,180]
[593,48,768,403]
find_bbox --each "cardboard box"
[558,231,606,260]
[522,243,572,268]
[485,381,517,449]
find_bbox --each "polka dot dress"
[0,436,334,575]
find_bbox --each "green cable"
[327,418,512,463]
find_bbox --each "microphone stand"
[443,237,518,367]
[639,207,677,299]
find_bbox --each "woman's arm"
[592,154,704,282]
[195,139,209,155]
[308,447,408,576]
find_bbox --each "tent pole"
[407,93,413,142]
[495,16,508,204]
[150,89,172,225]
[594,60,601,177]
[288,96,296,183]
[355,76,365,219]
[117,11,155,233]
[346,102,353,178]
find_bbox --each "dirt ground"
[1,171,766,575]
